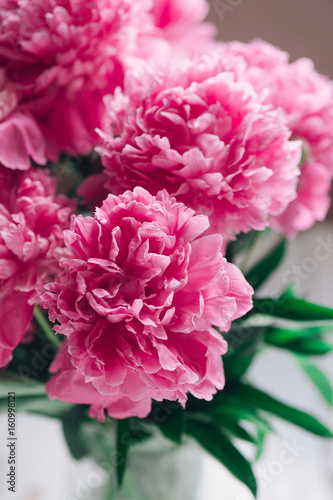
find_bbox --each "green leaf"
[223,325,267,378]
[0,372,78,417]
[245,239,286,291]
[224,355,255,380]
[158,402,184,444]
[252,296,333,322]
[80,418,117,467]
[208,404,273,434]
[0,372,46,399]
[206,401,272,455]
[265,328,333,355]
[255,427,266,460]
[186,420,257,497]
[62,420,88,460]
[126,419,152,445]
[25,399,77,418]
[185,394,272,462]
[61,406,90,460]
[265,326,333,343]
[116,419,131,487]
[230,383,333,438]
[0,395,46,413]
[225,230,258,263]
[222,420,256,444]
[271,339,332,355]
[297,357,333,406]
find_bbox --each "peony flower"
[0,0,161,162]
[151,0,211,39]
[148,0,216,57]
[42,187,253,420]
[222,40,333,236]
[0,166,75,366]
[0,0,217,167]
[270,162,331,236]
[99,59,301,238]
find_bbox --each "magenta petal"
[0,292,33,367]
[0,112,47,170]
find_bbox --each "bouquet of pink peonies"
[1,1,333,498]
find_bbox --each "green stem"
[33,306,61,348]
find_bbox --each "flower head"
[0,0,158,161]
[149,0,216,57]
[99,58,301,238]
[0,0,217,167]
[222,40,333,236]
[0,166,74,366]
[43,187,253,420]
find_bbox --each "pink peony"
[0,0,160,161]
[42,187,253,420]
[222,40,333,236]
[0,166,74,366]
[0,0,218,167]
[270,162,331,236]
[99,59,301,238]
[148,0,216,57]
[151,0,210,36]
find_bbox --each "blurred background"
[1,1,333,499]
[206,0,333,78]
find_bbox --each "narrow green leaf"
[0,372,46,399]
[0,395,47,413]
[208,405,273,435]
[273,339,332,355]
[231,383,333,437]
[265,329,333,355]
[297,357,333,406]
[255,428,267,460]
[159,402,184,444]
[62,420,88,460]
[116,419,131,487]
[126,419,152,444]
[207,402,271,455]
[223,325,267,378]
[252,297,333,322]
[265,326,333,343]
[61,406,90,460]
[0,372,78,417]
[186,420,257,497]
[222,420,256,444]
[224,356,255,380]
[245,239,286,291]
[225,230,258,263]
[19,396,73,416]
